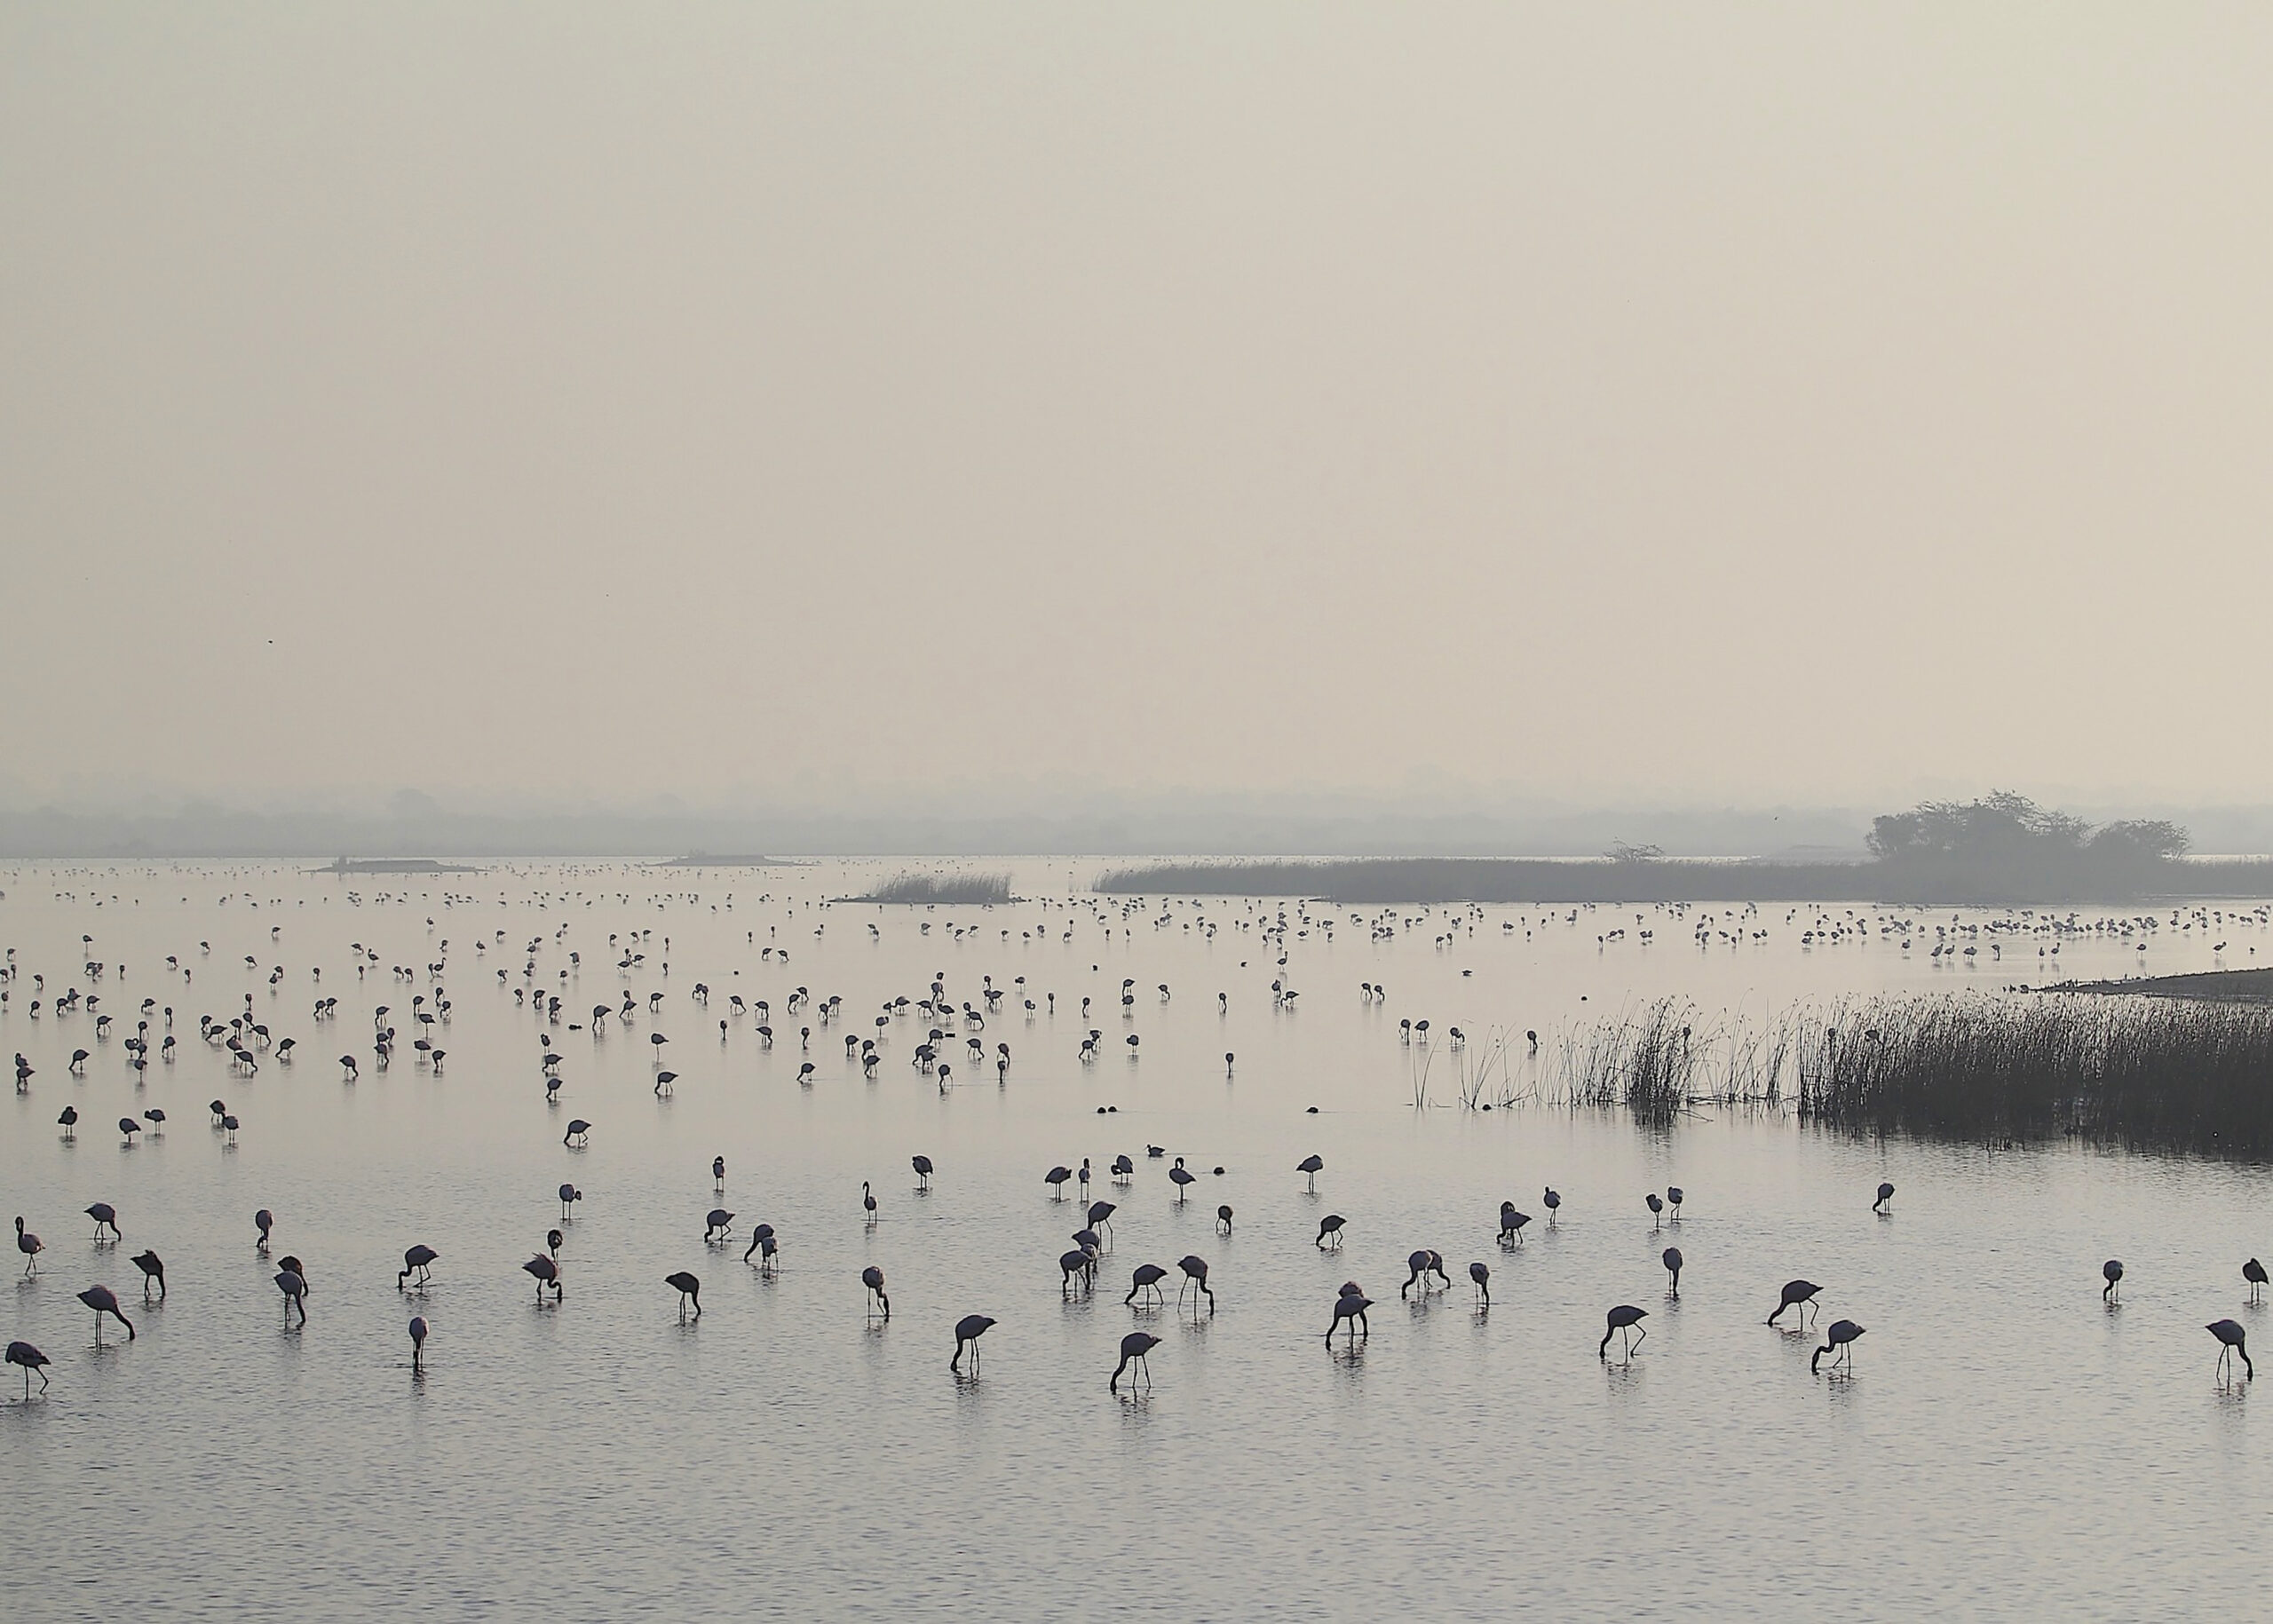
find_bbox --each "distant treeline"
[1095,855,2273,905]
[850,873,1013,906]
[1097,794,2273,905]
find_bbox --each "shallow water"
[3,861,2269,1622]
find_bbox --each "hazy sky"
[5,5,2269,812]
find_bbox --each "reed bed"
[1794,994,2273,1155]
[1461,992,2273,1156]
[855,872,1012,906]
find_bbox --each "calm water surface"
[3,861,2269,1621]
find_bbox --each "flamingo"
[2208,1319,2253,1382]
[1177,1255,1214,1311]
[6,1340,49,1395]
[1813,1319,1865,1374]
[1125,1263,1168,1306]
[704,1209,735,1242]
[1112,1331,1161,1392]
[2245,1258,2268,1304]
[86,1203,121,1241]
[1873,1182,1895,1214]
[1599,1304,1648,1361]
[1327,1287,1373,1344]
[1168,1159,1195,1200]
[1400,1249,1450,1297]
[131,1249,165,1299]
[1543,1187,1561,1226]
[912,1154,934,1191]
[950,1313,995,1371]
[558,1184,582,1220]
[1297,1154,1325,1192]
[743,1223,777,1266]
[78,1284,136,1345]
[1663,1247,1683,1296]
[2103,1260,2124,1303]
[399,1246,439,1289]
[863,1265,890,1319]
[1044,1166,1073,1199]
[1768,1279,1820,1327]
[1316,1214,1346,1249]
[524,1254,563,1302]
[1469,1261,1490,1305]
[667,1271,701,1320]
[275,1268,308,1325]
[1216,1204,1234,1234]
[1059,1246,1097,1295]
[16,1216,44,1276]
[254,1208,273,1253]
[862,1182,878,1224]
[409,1316,428,1371]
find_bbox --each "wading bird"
[1813,1319,1865,1374]
[667,1271,702,1320]
[1112,1331,1161,1392]
[78,1284,135,1345]
[1600,1305,1648,1361]
[1327,1287,1373,1344]
[951,1313,995,1372]
[131,1250,165,1299]
[2208,1319,2253,1382]
[7,1340,50,1395]
[1768,1279,1820,1327]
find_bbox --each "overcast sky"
[4,5,2269,813]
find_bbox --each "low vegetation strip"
[1419,993,2273,1155]
[2049,969,2273,1002]
[1793,995,2273,1155]
[1095,855,2273,905]
[848,872,1013,906]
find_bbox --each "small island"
[313,857,481,875]
[653,853,788,867]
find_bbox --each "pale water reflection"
[2,862,2267,1622]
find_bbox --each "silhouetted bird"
[1768,1279,1821,1327]
[1813,1319,1865,1374]
[1112,1331,1161,1392]
[667,1271,702,1320]
[951,1313,995,1371]
[2208,1319,2253,1382]
[1600,1304,1648,1360]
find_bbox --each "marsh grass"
[1481,992,2273,1155]
[1794,994,2273,1154]
[856,872,1013,906]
